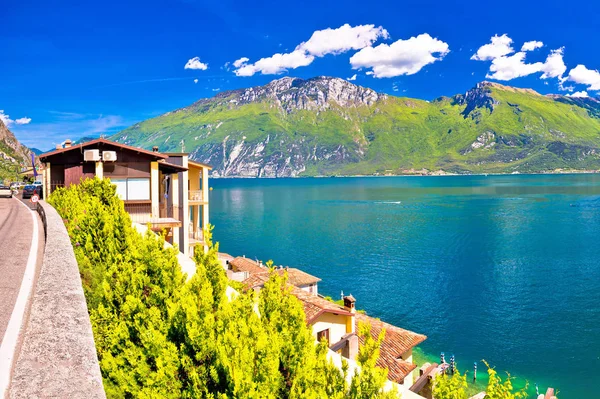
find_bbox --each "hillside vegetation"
[113,77,600,177]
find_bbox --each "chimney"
[64,139,72,148]
[152,145,159,152]
[347,334,359,361]
[343,295,356,314]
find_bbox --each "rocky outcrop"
[0,120,34,173]
[453,81,500,119]
[193,133,359,177]
[192,76,384,114]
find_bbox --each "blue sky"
[2,0,600,150]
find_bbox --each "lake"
[209,174,600,398]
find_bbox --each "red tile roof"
[355,312,427,383]
[291,287,353,323]
[273,267,321,287]
[229,257,267,275]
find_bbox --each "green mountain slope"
[112,77,600,176]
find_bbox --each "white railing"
[189,190,203,201]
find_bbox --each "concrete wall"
[9,201,106,398]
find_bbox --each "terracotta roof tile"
[229,257,267,275]
[355,313,427,383]
[274,268,321,287]
[291,288,352,323]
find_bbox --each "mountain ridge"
[112,77,600,177]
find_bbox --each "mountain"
[0,119,35,180]
[112,77,600,177]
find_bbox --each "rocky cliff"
[0,119,34,178]
[113,77,600,176]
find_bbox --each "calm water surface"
[209,175,600,398]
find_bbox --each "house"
[38,138,211,256]
[229,257,321,294]
[232,256,426,389]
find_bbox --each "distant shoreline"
[210,169,600,179]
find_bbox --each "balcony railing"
[188,226,204,246]
[189,190,204,202]
[159,204,179,219]
[124,202,152,223]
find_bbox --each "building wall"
[311,313,350,346]
[299,284,318,295]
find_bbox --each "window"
[317,329,330,345]
[127,178,150,200]
[111,178,150,200]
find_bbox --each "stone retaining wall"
[9,200,105,398]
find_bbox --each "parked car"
[0,185,12,198]
[22,184,41,199]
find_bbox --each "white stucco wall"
[311,313,349,345]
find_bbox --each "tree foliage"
[49,178,396,399]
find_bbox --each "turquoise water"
[209,175,600,398]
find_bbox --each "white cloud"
[233,57,249,68]
[473,35,566,82]
[184,56,208,70]
[194,79,198,84]
[0,110,32,126]
[521,40,544,52]
[0,110,12,125]
[567,64,600,91]
[540,48,566,79]
[486,52,544,80]
[349,33,449,78]
[297,23,388,57]
[233,24,388,76]
[11,113,127,149]
[347,74,357,81]
[471,34,513,61]
[566,91,589,98]
[212,88,220,92]
[15,117,31,125]
[234,50,314,76]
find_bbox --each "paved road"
[0,197,39,341]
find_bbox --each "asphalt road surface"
[0,196,41,342]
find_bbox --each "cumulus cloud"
[0,110,12,125]
[521,40,544,52]
[184,57,208,70]
[473,35,566,82]
[0,110,31,126]
[233,24,388,76]
[15,117,31,125]
[193,79,198,84]
[233,57,249,68]
[234,50,314,76]
[540,48,566,79]
[347,74,357,81]
[567,64,600,91]
[471,34,513,61]
[486,52,544,80]
[349,33,449,78]
[298,23,389,57]
[566,91,589,98]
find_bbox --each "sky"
[2,0,600,150]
